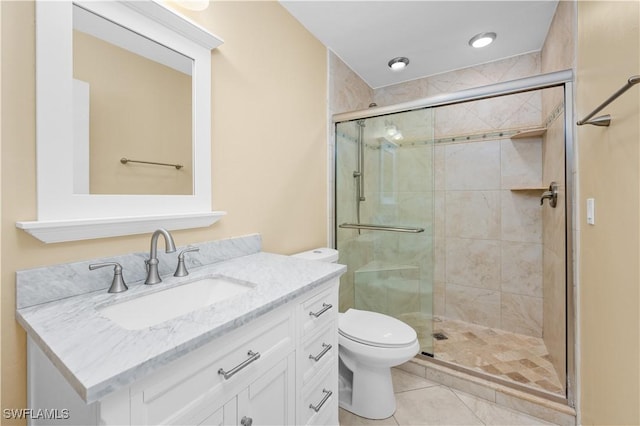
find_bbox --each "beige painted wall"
[74,30,193,195]
[577,1,640,424]
[0,0,3,413]
[1,1,327,421]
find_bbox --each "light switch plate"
[587,198,595,225]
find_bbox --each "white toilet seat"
[339,309,417,348]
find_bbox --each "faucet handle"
[174,246,200,277]
[540,181,559,207]
[89,262,128,293]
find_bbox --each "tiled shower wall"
[331,37,569,328]
[330,1,574,386]
[329,53,374,294]
[540,0,575,391]
[432,86,545,337]
[374,53,547,337]
[357,111,434,320]
[434,129,544,337]
[334,113,434,319]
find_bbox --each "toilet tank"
[291,248,339,263]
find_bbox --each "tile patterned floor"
[339,368,558,425]
[431,318,565,396]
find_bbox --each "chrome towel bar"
[339,223,424,233]
[577,75,639,127]
[120,157,183,170]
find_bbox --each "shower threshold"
[400,355,576,425]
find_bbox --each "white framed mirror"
[17,1,225,243]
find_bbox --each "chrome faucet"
[145,228,177,285]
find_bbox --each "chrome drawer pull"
[218,350,261,380]
[309,303,332,318]
[309,389,332,413]
[309,343,332,362]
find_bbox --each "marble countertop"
[17,252,346,404]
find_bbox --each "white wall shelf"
[16,211,226,243]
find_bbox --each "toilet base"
[338,361,396,420]
[337,309,420,420]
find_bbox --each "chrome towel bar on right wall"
[577,75,640,127]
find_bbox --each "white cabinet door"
[198,405,223,426]
[236,353,295,426]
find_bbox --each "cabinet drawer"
[300,367,338,426]
[301,322,337,386]
[301,284,338,337]
[131,309,294,425]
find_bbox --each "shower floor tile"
[432,318,565,397]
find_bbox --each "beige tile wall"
[374,53,541,108]
[373,54,546,337]
[437,135,544,336]
[334,53,551,338]
[329,52,374,115]
[335,108,435,323]
[332,1,574,344]
[330,53,374,312]
[380,54,546,336]
[539,0,575,394]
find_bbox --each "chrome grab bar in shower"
[339,223,424,233]
[577,75,640,127]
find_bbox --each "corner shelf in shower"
[355,260,420,274]
[510,127,547,139]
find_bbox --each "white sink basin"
[99,276,254,330]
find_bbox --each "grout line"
[450,387,489,425]
[393,386,435,395]
[452,388,559,426]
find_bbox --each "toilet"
[292,248,420,420]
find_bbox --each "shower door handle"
[540,182,558,208]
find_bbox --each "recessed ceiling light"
[469,32,497,48]
[388,57,410,71]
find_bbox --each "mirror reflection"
[72,4,194,195]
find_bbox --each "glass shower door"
[335,108,435,355]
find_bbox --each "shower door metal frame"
[332,69,576,407]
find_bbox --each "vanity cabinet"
[28,279,339,426]
[297,285,339,426]
[191,355,295,426]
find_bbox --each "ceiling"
[280,1,559,89]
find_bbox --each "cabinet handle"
[309,303,332,318]
[309,343,332,362]
[240,416,253,426]
[309,389,332,413]
[218,350,261,380]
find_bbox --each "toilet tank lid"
[291,248,339,263]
